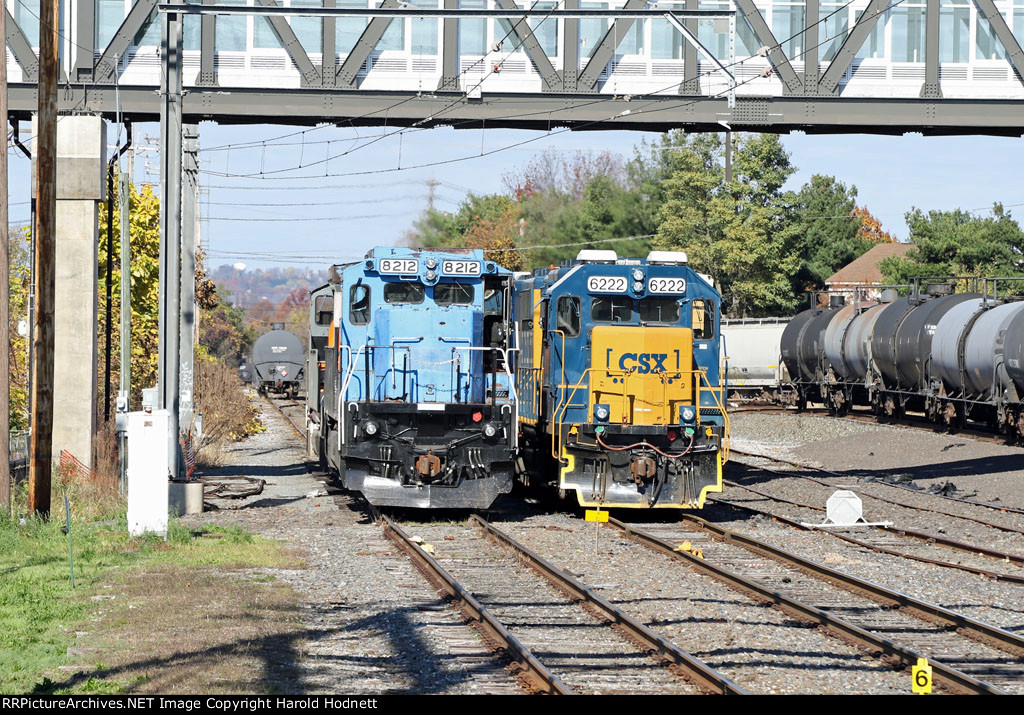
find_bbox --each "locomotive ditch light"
[679,406,696,425]
[594,404,610,422]
[483,421,501,439]
[361,420,380,438]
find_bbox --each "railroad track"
[732,403,1021,448]
[382,514,746,695]
[722,453,1024,583]
[261,393,307,441]
[607,515,1024,694]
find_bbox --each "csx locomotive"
[313,247,518,509]
[514,250,728,509]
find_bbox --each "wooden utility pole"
[0,5,10,511]
[28,0,59,517]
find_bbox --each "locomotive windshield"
[435,283,474,305]
[638,297,681,324]
[384,282,425,304]
[591,296,632,323]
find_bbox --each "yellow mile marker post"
[586,507,608,553]
[912,658,932,694]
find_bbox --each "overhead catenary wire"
[199,0,880,183]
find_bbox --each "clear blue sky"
[8,121,1024,270]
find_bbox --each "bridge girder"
[4,0,1024,134]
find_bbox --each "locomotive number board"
[648,277,687,294]
[378,258,419,274]
[587,276,628,293]
[442,260,481,276]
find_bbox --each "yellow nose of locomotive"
[589,326,695,425]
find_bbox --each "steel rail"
[262,394,307,441]
[723,474,1024,567]
[652,511,1024,659]
[712,490,1024,585]
[606,517,1009,695]
[730,447,1024,525]
[469,514,747,695]
[381,515,571,695]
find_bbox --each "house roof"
[825,242,915,286]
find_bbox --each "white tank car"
[721,318,790,393]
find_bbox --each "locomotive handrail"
[452,345,520,450]
[552,366,729,463]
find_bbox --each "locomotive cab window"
[591,296,632,323]
[435,282,474,305]
[691,299,715,339]
[349,284,370,325]
[384,282,425,304]
[556,296,581,337]
[484,277,505,316]
[639,297,681,325]
[314,295,333,326]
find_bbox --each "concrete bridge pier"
[34,114,106,469]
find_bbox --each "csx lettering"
[618,353,668,373]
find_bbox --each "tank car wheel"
[942,402,963,432]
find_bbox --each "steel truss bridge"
[7,0,1024,134]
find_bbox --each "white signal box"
[127,410,171,538]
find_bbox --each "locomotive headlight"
[632,281,644,293]
[426,270,437,281]
[631,268,644,281]
[482,421,500,439]
[594,404,610,422]
[679,406,696,425]
[426,257,437,269]
[361,420,380,438]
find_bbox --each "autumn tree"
[97,182,161,411]
[852,206,896,244]
[790,175,870,288]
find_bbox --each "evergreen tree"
[655,133,801,317]
[790,174,869,288]
[880,204,1024,284]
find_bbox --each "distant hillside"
[211,265,329,307]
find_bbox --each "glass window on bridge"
[854,5,888,60]
[460,0,487,56]
[891,2,926,62]
[14,0,39,46]
[940,0,970,63]
[338,0,370,56]
[579,1,607,58]
[1016,1,1024,46]
[216,0,249,52]
[976,6,1009,60]
[411,0,439,55]
[772,1,806,59]
[820,2,851,62]
[130,3,201,50]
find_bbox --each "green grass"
[0,508,296,694]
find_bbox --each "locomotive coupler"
[415,452,443,480]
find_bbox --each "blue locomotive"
[314,247,518,509]
[513,250,728,509]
